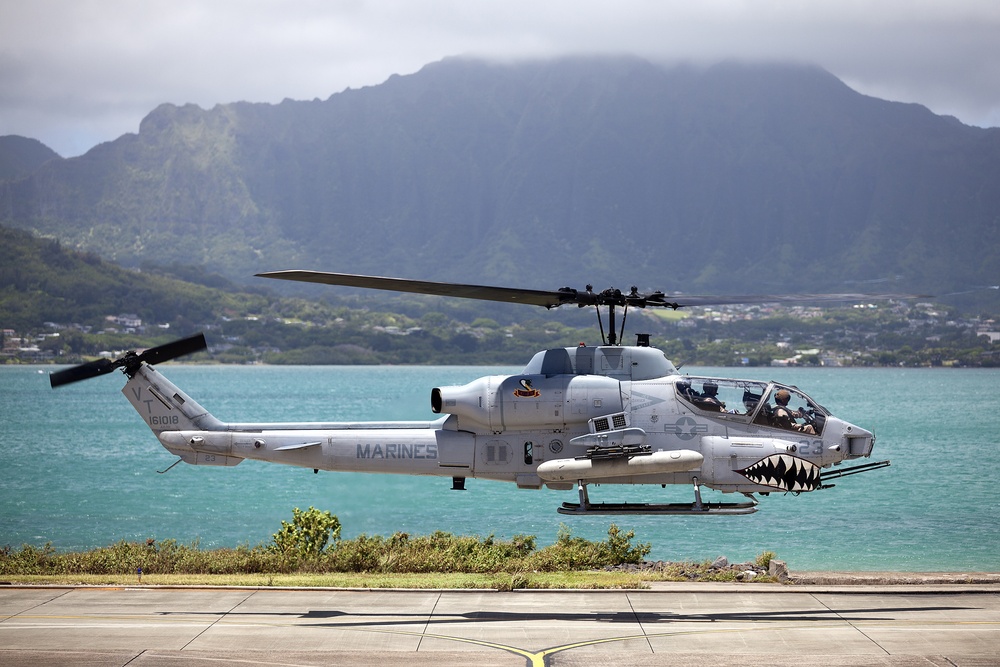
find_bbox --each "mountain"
[2,56,999,303]
[0,136,61,181]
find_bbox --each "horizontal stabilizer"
[274,441,323,451]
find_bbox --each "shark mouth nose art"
[737,454,821,492]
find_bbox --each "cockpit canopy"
[676,377,829,436]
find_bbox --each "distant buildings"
[105,313,143,333]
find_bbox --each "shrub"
[0,543,58,575]
[321,531,539,574]
[325,534,385,572]
[755,550,776,568]
[528,524,651,571]
[0,510,651,578]
[270,506,341,563]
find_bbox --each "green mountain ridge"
[2,56,999,306]
[0,136,60,181]
[3,224,996,367]
[0,224,601,365]
[0,225,269,333]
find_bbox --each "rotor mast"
[585,285,639,346]
[605,301,621,345]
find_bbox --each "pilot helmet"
[703,382,718,395]
[775,389,791,404]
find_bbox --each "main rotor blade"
[661,293,931,308]
[49,358,116,388]
[256,270,578,308]
[138,333,208,366]
[258,270,930,310]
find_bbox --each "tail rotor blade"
[49,358,116,388]
[138,333,207,366]
[50,333,208,389]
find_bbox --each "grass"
[1,566,780,589]
[0,571,655,589]
[646,309,690,322]
[0,511,780,588]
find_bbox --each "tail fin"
[51,334,240,467]
[122,364,225,435]
[124,364,245,467]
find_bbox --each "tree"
[270,507,341,561]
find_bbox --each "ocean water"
[2,363,999,572]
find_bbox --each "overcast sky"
[2,0,998,157]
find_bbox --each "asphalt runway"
[1,584,999,666]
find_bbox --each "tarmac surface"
[1,581,999,666]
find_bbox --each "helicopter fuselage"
[123,343,878,512]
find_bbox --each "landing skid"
[557,501,758,515]
[558,478,759,516]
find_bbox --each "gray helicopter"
[50,271,901,515]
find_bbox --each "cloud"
[2,0,998,157]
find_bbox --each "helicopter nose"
[841,422,875,458]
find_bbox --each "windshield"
[675,378,828,436]
[675,377,769,416]
[751,384,828,436]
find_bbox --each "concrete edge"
[3,578,1000,595]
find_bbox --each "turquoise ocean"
[2,363,999,571]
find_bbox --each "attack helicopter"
[50,271,903,515]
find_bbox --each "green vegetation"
[3,571,653,590]
[0,224,269,337]
[653,303,1000,367]
[0,507,786,589]
[0,136,59,181]
[0,508,649,581]
[755,550,776,569]
[270,506,342,562]
[0,507,704,589]
[0,224,598,365]
[3,224,997,367]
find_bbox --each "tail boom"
[124,364,472,474]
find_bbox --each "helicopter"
[50,271,904,515]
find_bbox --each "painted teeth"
[737,454,820,492]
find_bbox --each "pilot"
[676,380,698,402]
[773,389,816,434]
[696,382,725,412]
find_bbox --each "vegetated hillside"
[0,225,602,364]
[0,136,60,181]
[1,56,999,306]
[0,224,269,332]
[3,225,996,367]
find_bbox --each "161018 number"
[149,415,179,426]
